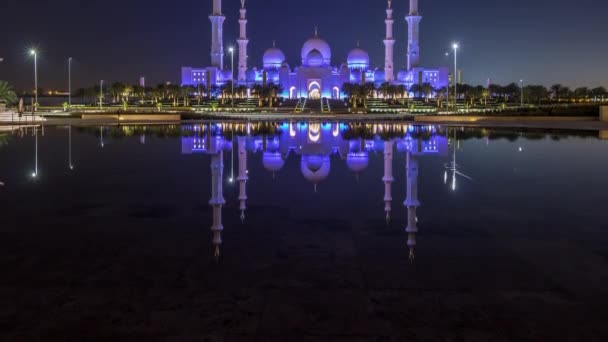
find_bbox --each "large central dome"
[301,32,331,67]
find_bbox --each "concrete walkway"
[1,113,607,132]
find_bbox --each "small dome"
[301,34,331,66]
[263,46,285,69]
[263,152,285,172]
[346,152,369,173]
[347,48,370,69]
[306,49,324,67]
[301,155,331,184]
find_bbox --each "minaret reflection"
[404,150,419,261]
[237,136,248,222]
[182,124,231,258]
[397,129,448,261]
[383,140,394,224]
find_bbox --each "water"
[1,123,608,340]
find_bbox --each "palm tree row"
[339,81,608,108]
[73,82,258,107]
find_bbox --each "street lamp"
[68,57,72,107]
[99,80,104,110]
[30,50,38,111]
[229,47,234,111]
[519,79,524,107]
[445,52,449,111]
[452,43,459,110]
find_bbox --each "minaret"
[237,136,248,222]
[384,0,396,82]
[237,0,249,82]
[210,0,225,69]
[209,138,226,258]
[406,0,422,70]
[404,150,420,261]
[383,140,394,223]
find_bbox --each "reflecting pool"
[1,123,608,340]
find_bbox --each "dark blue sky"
[2,0,607,91]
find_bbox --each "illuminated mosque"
[181,122,447,259]
[181,0,449,99]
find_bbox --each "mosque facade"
[181,0,449,99]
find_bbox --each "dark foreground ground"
[2,200,608,342]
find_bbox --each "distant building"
[139,77,145,88]
[181,0,448,97]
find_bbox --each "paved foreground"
[1,199,608,341]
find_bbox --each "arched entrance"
[332,87,340,100]
[289,87,297,99]
[308,80,322,99]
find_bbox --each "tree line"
[72,81,283,107]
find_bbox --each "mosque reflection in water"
[181,122,448,260]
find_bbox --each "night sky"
[2,0,607,91]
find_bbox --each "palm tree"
[480,86,490,105]
[503,83,520,101]
[591,87,607,102]
[132,85,145,104]
[0,81,18,104]
[236,85,248,99]
[524,85,549,105]
[395,85,406,100]
[109,82,125,103]
[195,84,207,105]
[208,85,221,99]
[266,83,283,108]
[560,86,573,102]
[435,86,447,108]
[550,84,563,102]
[363,82,376,106]
[489,84,503,99]
[252,84,264,106]
[220,81,234,105]
[85,87,98,105]
[181,86,194,106]
[574,87,589,102]
[379,82,391,100]
[342,83,365,109]
[122,86,133,102]
[409,84,422,98]
[421,82,434,102]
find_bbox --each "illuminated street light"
[68,57,72,107]
[452,43,459,111]
[520,79,524,107]
[30,49,38,110]
[229,47,234,111]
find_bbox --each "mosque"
[181,0,449,99]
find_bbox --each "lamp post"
[68,57,72,107]
[520,79,524,107]
[99,80,104,110]
[30,50,38,111]
[229,47,234,111]
[452,43,458,110]
[445,52,449,111]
